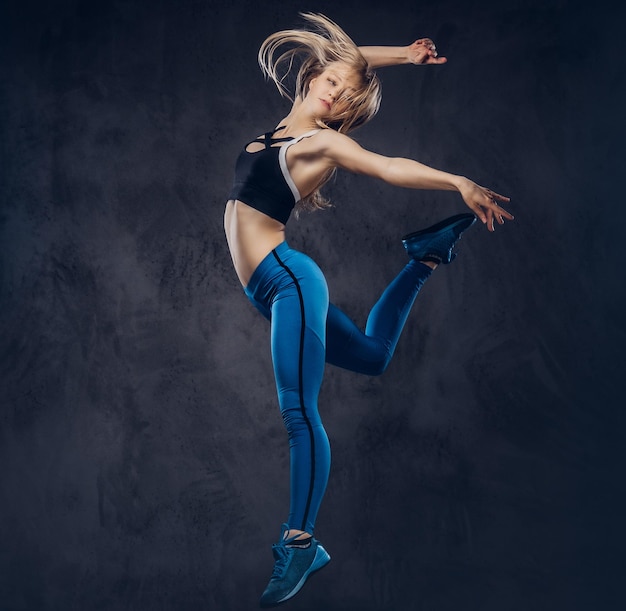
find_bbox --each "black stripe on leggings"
[271,248,315,532]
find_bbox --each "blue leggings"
[244,242,432,534]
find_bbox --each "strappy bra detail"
[229,127,320,225]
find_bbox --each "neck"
[277,96,320,135]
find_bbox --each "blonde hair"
[258,13,382,214]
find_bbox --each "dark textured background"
[1,0,625,609]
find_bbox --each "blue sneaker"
[259,524,331,608]
[402,213,477,264]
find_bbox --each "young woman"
[224,13,513,607]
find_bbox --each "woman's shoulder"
[291,128,365,167]
[309,128,357,151]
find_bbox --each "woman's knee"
[364,354,391,376]
[281,405,322,437]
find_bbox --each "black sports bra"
[229,127,320,225]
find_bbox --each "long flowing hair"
[258,13,382,214]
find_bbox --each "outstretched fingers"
[481,189,513,232]
[462,183,513,232]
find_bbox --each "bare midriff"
[224,199,287,287]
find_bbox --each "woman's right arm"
[359,39,446,68]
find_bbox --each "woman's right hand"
[457,177,513,232]
[406,39,447,65]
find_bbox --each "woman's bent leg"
[325,260,432,375]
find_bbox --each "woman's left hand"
[458,178,513,232]
[407,39,447,65]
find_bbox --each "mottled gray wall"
[1,0,624,609]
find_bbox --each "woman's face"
[306,62,361,119]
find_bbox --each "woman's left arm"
[359,38,447,68]
[318,131,512,232]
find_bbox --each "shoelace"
[270,530,307,579]
[416,230,464,263]
[270,542,293,578]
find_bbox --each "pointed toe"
[402,213,476,264]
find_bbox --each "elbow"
[380,157,406,188]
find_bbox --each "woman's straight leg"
[247,244,331,535]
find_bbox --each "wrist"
[402,45,413,64]
[452,175,469,192]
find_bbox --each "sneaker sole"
[271,546,331,606]
[401,213,476,241]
